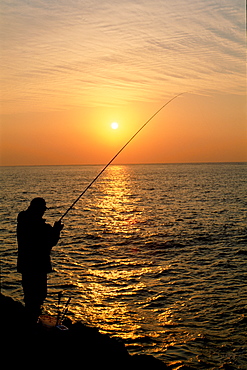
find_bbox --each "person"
[17,197,64,321]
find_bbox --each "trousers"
[21,272,47,319]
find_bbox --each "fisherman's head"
[29,197,48,216]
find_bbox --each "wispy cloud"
[1,0,245,112]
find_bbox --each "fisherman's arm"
[51,220,64,246]
[45,221,64,248]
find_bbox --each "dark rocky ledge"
[0,293,169,369]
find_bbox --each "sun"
[111,122,119,130]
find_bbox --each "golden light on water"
[74,270,147,338]
[94,165,145,235]
[55,165,182,350]
[65,165,154,339]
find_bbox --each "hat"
[29,197,48,210]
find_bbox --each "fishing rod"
[56,291,64,326]
[59,92,184,222]
[60,297,72,322]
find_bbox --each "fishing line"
[59,92,184,222]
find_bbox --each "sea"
[1,163,247,369]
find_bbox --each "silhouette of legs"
[21,272,47,322]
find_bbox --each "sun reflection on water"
[55,165,186,354]
[93,165,145,234]
[62,166,157,340]
[73,280,145,339]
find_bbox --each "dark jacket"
[17,210,60,273]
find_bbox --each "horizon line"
[1,161,246,168]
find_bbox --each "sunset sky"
[1,0,246,166]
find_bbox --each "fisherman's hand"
[53,220,64,231]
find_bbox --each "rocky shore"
[1,293,169,369]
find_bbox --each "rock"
[0,294,169,369]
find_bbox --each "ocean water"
[1,163,247,369]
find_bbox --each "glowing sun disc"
[111,122,119,129]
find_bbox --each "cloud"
[0,0,245,113]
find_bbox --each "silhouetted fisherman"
[17,197,63,321]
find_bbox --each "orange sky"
[0,0,246,166]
